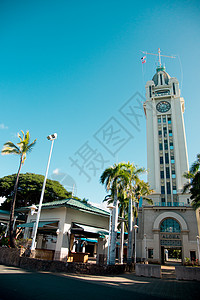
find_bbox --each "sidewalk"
[54,266,200,300]
[0,264,200,300]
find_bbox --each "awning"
[73,223,109,236]
[80,238,98,243]
[17,221,57,228]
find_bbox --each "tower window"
[165,153,169,164]
[161,186,165,194]
[170,142,174,150]
[173,83,176,95]
[158,130,162,136]
[159,143,163,150]
[169,130,172,136]
[160,74,163,85]
[166,167,170,178]
[164,143,168,150]
[172,170,176,178]
[171,156,175,163]
[163,117,166,123]
[160,156,163,164]
[168,117,171,124]
[167,182,171,194]
[158,118,161,124]
[149,86,152,98]
[160,171,164,179]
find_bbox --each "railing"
[154,202,189,207]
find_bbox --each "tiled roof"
[18,198,110,217]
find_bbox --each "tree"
[123,163,153,264]
[183,154,200,210]
[0,173,72,210]
[100,163,129,265]
[1,131,36,247]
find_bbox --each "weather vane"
[141,48,176,67]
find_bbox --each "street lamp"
[133,224,139,264]
[30,133,57,251]
[144,233,147,262]
[107,204,114,265]
[197,236,200,264]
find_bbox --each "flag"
[141,56,146,64]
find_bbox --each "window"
[160,171,164,179]
[164,143,168,150]
[170,142,174,150]
[166,167,170,178]
[158,118,161,124]
[158,130,162,136]
[148,249,153,259]
[161,197,165,203]
[190,251,196,261]
[167,182,171,194]
[149,86,152,98]
[171,156,175,164]
[168,117,171,124]
[165,153,169,164]
[159,143,163,150]
[160,156,163,164]
[173,83,176,95]
[160,74,163,85]
[160,218,181,233]
[161,186,165,194]
[163,127,167,137]
[163,117,166,123]
[169,130,172,137]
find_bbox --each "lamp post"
[197,236,200,264]
[144,233,147,262]
[107,204,114,265]
[30,133,57,251]
[133,224,139,264]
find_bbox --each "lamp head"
[133,225,139,230]
[47,133,57,141]
[30,204,37,215]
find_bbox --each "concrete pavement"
[0,264,199,300]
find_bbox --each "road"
[0,264,199,300]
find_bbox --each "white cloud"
[0,124,8,130]
[53,168,60,175]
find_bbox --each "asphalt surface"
[0,264,200,300]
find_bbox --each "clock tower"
[143,65,189,206]
[137,58,199,265]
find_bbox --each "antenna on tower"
[141,48,176,67]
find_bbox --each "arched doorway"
[160,218,182,265]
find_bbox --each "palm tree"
[183,154,200,210]
[1,130,36,247]
[100,163,129,265]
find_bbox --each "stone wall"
[0,247,126,275]
[135,263,161,278]
[175,266,200,281]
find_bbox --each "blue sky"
[0,0,200,206]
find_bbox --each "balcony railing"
[154,202,189,207]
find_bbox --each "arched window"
[160,218,181,233]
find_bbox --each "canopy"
[17,221,57,228]
[72,223,109,237]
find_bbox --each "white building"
[18,198,109,262]
[137,62,200,264]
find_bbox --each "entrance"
[161,246,182,265]
[160,218,182,265]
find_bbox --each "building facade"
[137,64,199,264]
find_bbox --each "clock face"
[156,101,171,113]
